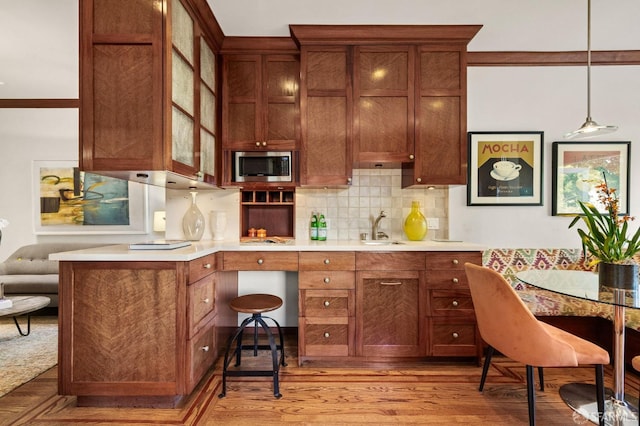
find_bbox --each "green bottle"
[318,213,327,241]
[310,212,318,240]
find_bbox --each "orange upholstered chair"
[464,263,609,426]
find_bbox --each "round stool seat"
[632,355,640,373]
[230,294,283,314]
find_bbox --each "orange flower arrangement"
[568,175,640,266]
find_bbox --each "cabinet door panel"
[92,45,158,167]
[415,96,462,184]
[358,97,409,156]
[355,46,414,164]
[356,271,423,357]
[267,103,297,141]
[228,103,257,142]
[359,50,409,91]
[303,97,351,184]
[306,51,347,91]
[420,51,460,90]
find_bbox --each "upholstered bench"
[0,243,105,308]
[482,248,640,332]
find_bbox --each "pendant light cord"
[586,0,592,121]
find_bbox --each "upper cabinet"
[79,0,223,189]
[220,38,300,186]
[354,45,414,167]
[298,46,353,187]
[290,25,481,187]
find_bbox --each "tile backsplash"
[295,169,448,241]
[166,169,448,241]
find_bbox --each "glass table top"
[516,269,640,310]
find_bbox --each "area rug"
[0,315,58,397]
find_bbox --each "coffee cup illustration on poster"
[476,140,534,197]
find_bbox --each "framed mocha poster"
[467,131,544,206]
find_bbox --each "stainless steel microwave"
[234,151,292,183]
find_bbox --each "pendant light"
[564,0,617,139]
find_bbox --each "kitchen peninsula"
[52,240,484,407]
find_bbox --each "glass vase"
[403,201,428,241]
[182,191,205,241]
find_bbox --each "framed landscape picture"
[467,131,544,206]
[552,141,630,216]
[32,160,148,234]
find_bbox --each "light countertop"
[50,239,487,262]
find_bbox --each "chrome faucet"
[372,211,389,240]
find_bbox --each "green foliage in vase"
[569,174,640,266]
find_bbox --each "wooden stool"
[218,294,287,398]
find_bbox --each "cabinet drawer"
[188,253,216,283]
[425,252,481,270]
[299,271,355,289]
[223,251,298,271]
[430,290,474,318]
[430,319,478,357]
[186,318,216,393]
[300,289,354,317]
[425,270,469,289]
[188,274,216,337]
[356,252,425,270]
[301,317,353,357]
[299,252,355,270]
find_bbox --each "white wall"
[449,65,640,248]
[0,109,165,261]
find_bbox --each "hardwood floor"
[1,336,639,425]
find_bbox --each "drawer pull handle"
[380,281,402,286]
[324,277,330,284]
[452,300,459,307]
[452,259,459,265]
[452,333,459,339]
[203,263,212,269]
[324,259,330,265]
[201,345,210,352]
[324,332,330,338]
[324,300,330,307]
[202,298,210,304]
[257,258,264,265]
[452,278,459,284]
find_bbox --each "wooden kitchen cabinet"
[402,47,470,186]
[220,41,300,186]
[291,25,480,187]
[356,252,426,357]
[298,46,353,186]
[353,45,415,167]
[425,251,482,357]
[58,254,219,407]
[298,252,356,361]
[79,0,222,189]
[222,54,299,152]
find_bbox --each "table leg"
[12,315,32,336]
[559,291,639,425]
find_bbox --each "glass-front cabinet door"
[170,0,217,184]
[199,38,216,178]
